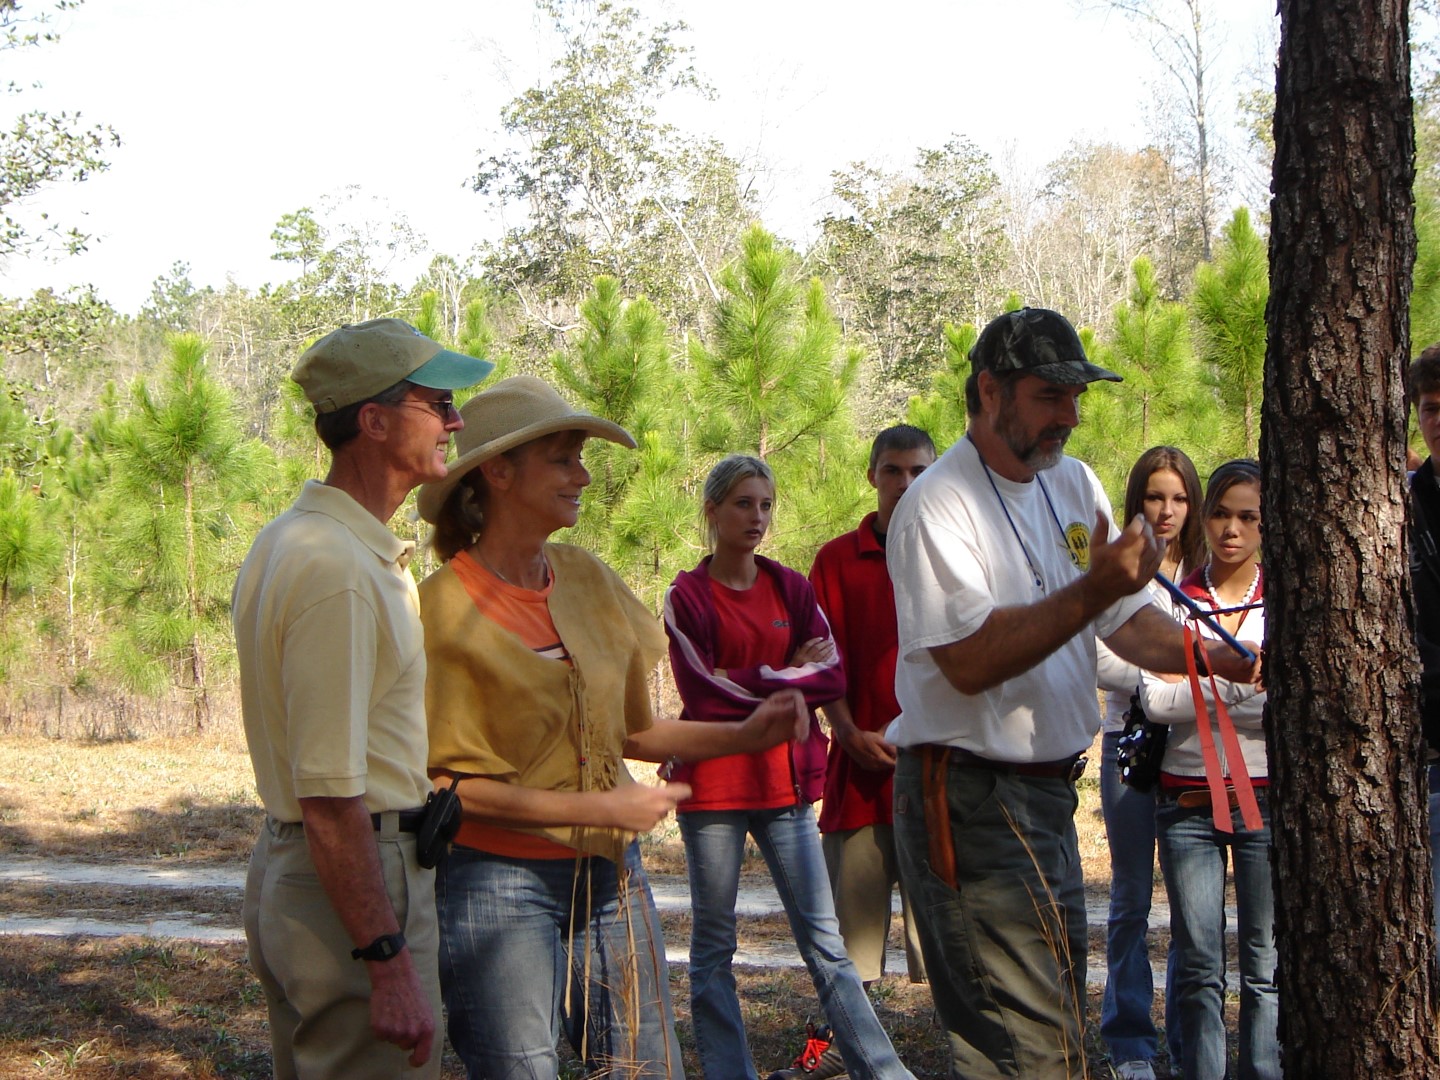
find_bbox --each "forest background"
[4,0,1440,735]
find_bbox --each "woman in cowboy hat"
[416,375,805,1079]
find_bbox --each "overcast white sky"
[0,0,1277,313]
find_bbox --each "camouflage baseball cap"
[969,307,1121,385]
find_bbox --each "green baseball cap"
[292,318,495,413]
[969,307,1121,385]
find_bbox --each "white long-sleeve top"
[1140,586,1267,781]
[1095,579,1182,734]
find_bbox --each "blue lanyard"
[968,435,1072,591]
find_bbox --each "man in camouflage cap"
[883,307,1259,1078]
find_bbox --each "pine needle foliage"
[413,290,442,341]
[460,296,509,390]
[97,334,275,730]
[1190,207,1268,459]
[608,430,700,610]
[906,321,976,449]
[1413,183,1440,354]
[0,469,62,626]
[553,275,677,562]
[687,225,863,570]
[1071,256,1217,496]
[689,226,861,460]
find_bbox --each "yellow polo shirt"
[233,480,432,822]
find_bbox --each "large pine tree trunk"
[1265,0,1436,1073]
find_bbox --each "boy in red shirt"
[810,425,936,987]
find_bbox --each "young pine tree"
[905,321,976,450]
[0,471,62,643]
[1191,207,1268,459]
[98,334,274,731]
[1072,256,1217,496]
[688,225,864,569]
[552,276,681,580]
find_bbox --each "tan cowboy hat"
[417,375,636,523]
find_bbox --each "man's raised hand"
[1085,510,1166,607]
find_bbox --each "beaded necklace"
[1203,562,1261,633]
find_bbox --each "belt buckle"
[1068,755,1088,783]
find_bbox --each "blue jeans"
[1156,790,1279,1080]
[436,842,682,1079]
[679,804,914,1080]
[1100,730,1181,1066]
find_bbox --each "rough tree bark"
[1265,0,1436,1074]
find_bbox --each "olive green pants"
[894,750,1086,1080]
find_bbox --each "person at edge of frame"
[1407,344,1440,945]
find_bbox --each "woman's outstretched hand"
[597,782,692,832]
[735,688,809,751]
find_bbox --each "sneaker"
[1113,1062,1156,1080]
[766,1022,847,1080]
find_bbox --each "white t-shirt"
[886,437,1151,760]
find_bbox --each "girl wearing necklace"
[1140,458,1277,1080]
[1094,446,1206,1080]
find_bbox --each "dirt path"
[0,855,1232,988]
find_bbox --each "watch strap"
[351,931,406,962]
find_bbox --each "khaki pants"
[821,824,927,985]
[242,815,442,1080]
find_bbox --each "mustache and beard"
[994,411,1072,472]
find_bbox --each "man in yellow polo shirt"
[233,319,491,1079]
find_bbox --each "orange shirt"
[680,572,797,812]
[448,549,576,859]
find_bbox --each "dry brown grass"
[0,930,1175,1080]
[0,732,261,863]
[0,933,978,1079]
[0,723,1205,1079]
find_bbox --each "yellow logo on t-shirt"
[1065,522,1090,570]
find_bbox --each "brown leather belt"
[1174,787,1239,809]
[944,747,1087,782]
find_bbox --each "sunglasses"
[390,396,460,423]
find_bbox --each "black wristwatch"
[352,932,406,962]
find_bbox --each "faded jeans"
[679,804,914,1080]
[436,841,682,1079]
[1156,789,1279,1080]
[1100,729,1181,1066]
